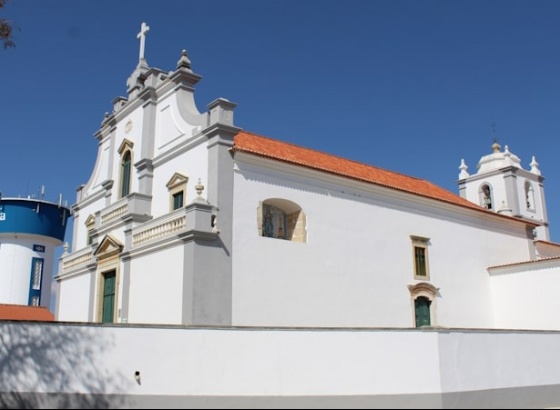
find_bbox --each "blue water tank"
[0,198,71,308]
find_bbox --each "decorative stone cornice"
[101,180,114,191]
[407,282,439,300]
[135,158,153,172]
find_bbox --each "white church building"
[6,23,557,408]
[55,25,560,332]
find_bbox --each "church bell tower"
[457,142,549,240]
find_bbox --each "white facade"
[56,27,560,335]
[231,156,534,329]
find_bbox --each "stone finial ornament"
[530,156,541,175]
[177,49,192,71]
[458,159,469,179]
[195,179,204,197]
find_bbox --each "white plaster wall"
[0,324,441,396]
[101,328,441,396]
[127,245,184,324]
[150,143,208,218]
[154,93,203,156]
[430,219,531,328]
[73,199,105,250]
[0,235,56,306]
[232,164,533,328]
[115,110,145,163]
[491,264,560,330]
[86,144,110,194]
[438,330,560,392]
[3,323,560,401]
[56,273,91,322]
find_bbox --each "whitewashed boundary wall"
[0,323,559,408]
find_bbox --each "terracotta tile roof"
[488,256,560,270]
[534,240,560,248]
[233,131,534,221]
[0,304,54,322]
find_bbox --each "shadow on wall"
[0,322,127,409]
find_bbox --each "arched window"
[258,199,307,242]
[121,151,132,198]
[480,184,493,210]
[525,181,535,210]
[118,139,134,199]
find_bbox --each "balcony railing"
[132,209,186,247]
[100,197,129,226]
[99,193,152,227]
[61,246,94,272]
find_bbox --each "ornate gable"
[94,235,124,260]
[166,172,189,190]
[84,214,96,229]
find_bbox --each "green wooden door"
[415,297,431,327]
[102,271,116,323]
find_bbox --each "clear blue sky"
[3,0,560,249]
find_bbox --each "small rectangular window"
[32,259,43,290]
[173,191,184,210]
[410,235,430,280]
[28,257,44,306]
[414,247,427,276]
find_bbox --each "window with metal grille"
[28,258,44,306]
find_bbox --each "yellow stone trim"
[117,138,134,156]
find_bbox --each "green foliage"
[0,0,16,49]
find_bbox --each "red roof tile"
[534,240,560,248]
[232,131,538,224]
[0,304,54,322]
[488,256,560,270]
